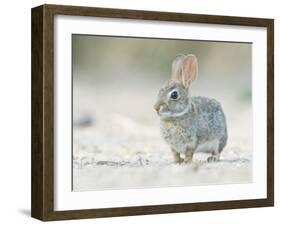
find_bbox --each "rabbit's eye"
[170,91,178,99]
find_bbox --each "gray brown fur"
[154,55,227,163]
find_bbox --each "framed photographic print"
[31,4,274,221]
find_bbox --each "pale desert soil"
[72,78,252,191]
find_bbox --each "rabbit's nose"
[154,103,161,114]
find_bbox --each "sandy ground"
[72,78,252,191]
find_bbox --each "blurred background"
[72,35,252,191]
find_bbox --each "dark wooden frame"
[31,4,274,221]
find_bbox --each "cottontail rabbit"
[154,54,227,163]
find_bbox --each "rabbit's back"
[191,96,227,152]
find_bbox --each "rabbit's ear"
[182,54,198,87]
[171,54,185,84]
[171,54,198,88]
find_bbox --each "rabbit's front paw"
[172,150,184,163]
[184,148,195,163]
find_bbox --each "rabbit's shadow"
[91,157,250,167]
[216,158,250,163]
[191,158,250,164]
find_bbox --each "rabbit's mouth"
[154,102,189,120]
[157,106,175,120]
[154,104,167,116]
[153,104,170,119]
[158,105,191,120]
[160,105,169,113]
